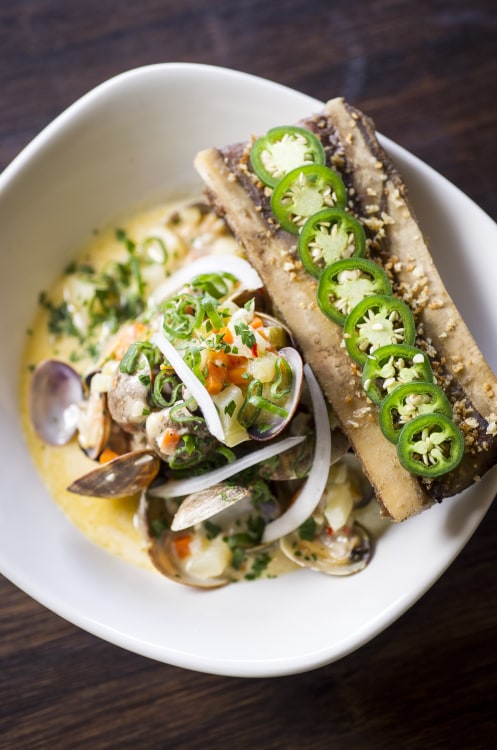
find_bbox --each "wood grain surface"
[1,1,497,748]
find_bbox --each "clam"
[258,433,314,480]
[138,479,281,588]
[107,368,150,434]
[29,359,83,445]
[67,449,160,498]
[145,403,215,465]
[247,346,304,442]
[278,451,374,576]
[279,521,372,576]
[137,493,233,589]
[150,528,232,588]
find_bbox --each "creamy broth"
[20,201,195,570]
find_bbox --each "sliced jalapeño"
[298,208,366,278]
[270,165,347,234]
[396,412,465,478]
[250,126,326,188]
[343,294,416,367]
[361,343,434,406]
[317,257,392,326]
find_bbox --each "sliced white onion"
[262,364,331,544]
[149,435,305,499]
[151,328,226,444]
[149,253,263,305]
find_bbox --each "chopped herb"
[249,479,274,508]
[224,400,237,418]
[204,521,221,539]
[115,227,136,255]
[224,514,265,551]
[231,547,246,570]
[78,263,95,275]
[40,298,83,340]
[245,552,271,581]
[298,517,317,541]
[234,321,256,349]
[182,434,198,455]
[150,518,168,537]
[216,332,230,349]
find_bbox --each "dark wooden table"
[2,1,497,747]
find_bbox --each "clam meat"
[137,480,281,588]
[279,454,373,576]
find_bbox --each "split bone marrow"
[194,97,497,522]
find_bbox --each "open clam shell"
[67,449,160,498]
[137,493,232,589]
[247,346,304,442]
[148,528,232,589]
[138,479,284,589]
[280,521,372,576]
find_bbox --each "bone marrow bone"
[194,97,497,521]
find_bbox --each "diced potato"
[265,326,287,349]
[248,351,277,383]
[323,480,354,531]
[184,535,231,579]
[212,384,249,447]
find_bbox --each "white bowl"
[1,63,496,678]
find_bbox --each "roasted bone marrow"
[194,97,497,522]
